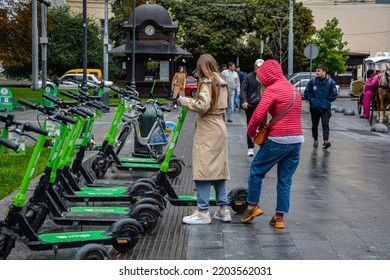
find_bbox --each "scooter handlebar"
[23,122,49,136]
[0,136,19,151]
[78,108,94,118]
[55,113,77,124]
[18,99,39,110]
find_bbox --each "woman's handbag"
[253,123,270,145]
[253,87,298,145]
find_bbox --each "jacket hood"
[256,59,284,87]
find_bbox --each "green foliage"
[0,0,35,79]
[0,146,51,200]
[308,17,349,75]
[47,5,104,77]
[156,0,315,72]
[8,87,119,107]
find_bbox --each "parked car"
[63,68,103,80]
[293,79,339,99]
[287,72,315,84]
[37,73,113,89]
[185,76,198,98]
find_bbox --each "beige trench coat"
[179,79,230,181]
[171,72,186,98]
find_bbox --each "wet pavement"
[1,87,390,260]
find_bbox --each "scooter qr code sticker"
[8,129,26,156]
[46,119,60,137]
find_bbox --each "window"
[144,60,169,81]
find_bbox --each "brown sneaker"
[270,215,285,229]
[322,141,331,150]
[240,205,263,223]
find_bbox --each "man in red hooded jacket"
[241,59,304,229]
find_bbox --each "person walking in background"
[304,64,338,149]
[361,69,382,119]
[241,59,303,229]
[222,62,240,122]
[171,66,187,109]
[177,54,231,225]
[236,65,246,110]
[240,59,264,157]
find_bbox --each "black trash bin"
[132,102,163,158]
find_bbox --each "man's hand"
[242,102,249,110]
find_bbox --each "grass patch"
[8,87,120,108]
[0,146,51,200]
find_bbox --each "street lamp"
[32,0,50,90]
[130,0,136,90]
[39,0,51,88]
[288,0,294,76]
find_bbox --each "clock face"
[145,25,155,36]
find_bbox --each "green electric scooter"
[18,97,159,204]
[91,86,184,179]
[17,98,163,234]
[145,107,249,213]
[0,115,142,260]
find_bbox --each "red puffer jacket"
[248,59,303,138]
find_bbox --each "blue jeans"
[247,139,301,213]
[228,88,236,120]
[194,180,229,210]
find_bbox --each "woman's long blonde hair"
[195,54,223,110]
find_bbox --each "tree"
[248,0,315,72]
[47,5,104,77]
[156,0,315,72]
[0,0,36,79]
[308,17,349,75]
[110,0,148,48]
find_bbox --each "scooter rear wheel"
[113,224,140,252]
[167,159,183,179]
[133,208,159,234]
[228,188,248,214]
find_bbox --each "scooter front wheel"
[25,204,49,232]
[94,158,111,178]
[71,243,110,260]
[0,233,15,260]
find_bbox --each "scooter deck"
[116,162,161,170]
[50,211,128,226]
[70,206,129,214]
[62,191,132,202]
[79,186,127,194]
[119,157,160,164]
[38,230,111,243]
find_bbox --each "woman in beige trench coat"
[171,66,186,109]
[178,54,231,225]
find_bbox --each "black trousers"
[310,107,331,141]
[245,106,256,149]
[245,105,266,149]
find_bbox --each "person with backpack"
[304,64,338,150]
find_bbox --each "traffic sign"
[304,44,319,60]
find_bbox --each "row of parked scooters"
[0,81,248,260]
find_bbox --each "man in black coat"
[240,59,264,157]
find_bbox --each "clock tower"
[110,3,192,97]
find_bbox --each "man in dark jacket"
[240,59,264,156]
[304,64,338,149]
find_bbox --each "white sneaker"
[213,209,231,222]
[173,104,177,109]
[182,210,211,224]
[246,148,254,157]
